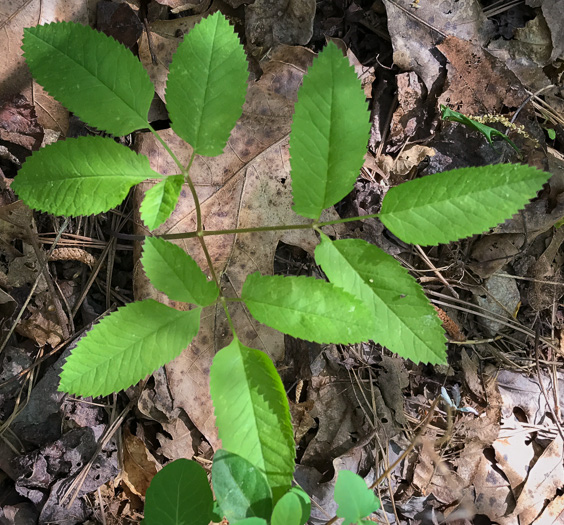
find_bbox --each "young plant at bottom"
[12,12,551,524]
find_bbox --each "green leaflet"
[141,237,219,307]
[23,22,153,136]
[144,459,213,525]
[209,339,295,502]
[166,12,249,156]
[241,273,374,344]
[140,175,184,230]
[334,470,380,525]
[441,105,518,151]
[212,450,272,522]
[290,41,371,220]
[59,300,201,397]
[380,164,551,246]
[271,489,311,525]
[314,236,446,364]
[12,136,157,217]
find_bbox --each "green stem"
[148,124,185,173]
[220,296,237,338]
[153,213,381,241]
[146,128,218,289]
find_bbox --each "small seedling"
[441,385,479,416]
[14,12,549,523]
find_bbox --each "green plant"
[13,12,550,524]
[440,104,520,151]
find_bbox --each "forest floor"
[0,0,564,523]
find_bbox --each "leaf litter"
[0,0,564,523]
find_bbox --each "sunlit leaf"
[23,22,153,135]
[334,470,380,525]
[59,300,201,396]
[290,41,370,219]
[142,237,219,306]
[210,339,294,502]
[12,137,157,216]
[315,236,446,364]
[241,273,373,344]
[140,175,184,230]
[380,163,551,246]
[166,12,249,156]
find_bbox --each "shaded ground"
[0,0,564,523]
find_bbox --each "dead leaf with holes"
[437,35,527,114]
[133,45,345,447]
[382,0,490,92]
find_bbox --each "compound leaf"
[144,459,213,525]
[23,22,153,136]
[141,237,219,306]
[210,339,294,502]
[212,450,272,522]
[12,136,157,216]
[140,175,184,230]
[380,164,550,246]
[315,236,446,364]
[241,273,373,344]
[334,470,380,525]
[166,11,248,156]
[59,300,201,397]
[290,41,370,220]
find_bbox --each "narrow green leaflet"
[141,237,219,306]
[334,470,380,525]
[166,12,249,156]
[144,459,213,525]
[241,273,373,344]
[140,175,184,230]
[290,41,370,220]
[23,22,153,136]
[12,136,157,216]
[314,236,446,364]
[271,489,310,525]
[212,450,272,522]
[231,519,268,525]
[441,105,518,151]
[379,164,551,246]
[209,339,294,502]
[59,300,201,397]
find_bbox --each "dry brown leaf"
[245,0,316,56]
[121,427,160,498]
[382,0,489,92]
[388,72,428,150]
[437,35,527,114]
[512,436,564,524]
[154,0,207,12]
[0,1,90,135]
[133,45,344,447]
[487,15,553,91]
[289,399,315,443]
